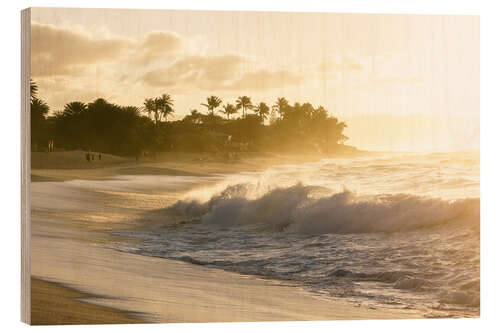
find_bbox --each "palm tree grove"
[30,80,352,157]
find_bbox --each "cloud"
[31,23,185,77]
[31,22,361,101]
[31,22,132,77]
[141,54,249,90]
[134,31,184,65]
[140,54,305,92]
[318,56,363,72]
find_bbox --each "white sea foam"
[168,183,479,234]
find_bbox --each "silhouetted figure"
[91,154,94,161]
[85,152,90,162]
[98,153,101,160]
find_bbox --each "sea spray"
[112,152,480,317]
[167,183,479,234]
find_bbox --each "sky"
[30,8,479,152]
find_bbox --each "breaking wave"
[167,183,479,234]
[113,152,480,317]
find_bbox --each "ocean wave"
[166,183,479,234]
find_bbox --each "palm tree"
[142,98,158,123]
[30,79,38,101]
[236,96,253,117]
[201,96,222,116]
[185,109,203,124]
[219,103,237,119]
[155,94,174,122]
[121,105,141,116]
[273,97,289,119]
[338,121,347,136]
[313,106,329,120]
[254,102,270,120]
[30,97,49,150]
[63,101,87,117]
[31,97,49,118]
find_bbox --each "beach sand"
[31,150,367,181]
[31,278,145,325]
[29,151,418,324]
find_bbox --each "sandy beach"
[31,278,145,325]
[30,151,419,324]
[31,150,365,181]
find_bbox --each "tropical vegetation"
[30,81,351,156]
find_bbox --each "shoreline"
[31,150,370,182]
[29,150,423,324]
[31,235,421,323]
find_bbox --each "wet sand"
[31,278,145,325]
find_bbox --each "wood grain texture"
[21,7,31,325]
[24,8,479,324]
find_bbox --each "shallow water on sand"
[49,152,478,318]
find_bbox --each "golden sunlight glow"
[30,8,479,152]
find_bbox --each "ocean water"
[114,152,480,318]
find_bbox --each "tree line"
[30,81,350,156]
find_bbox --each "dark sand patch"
[30,277,147,325]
